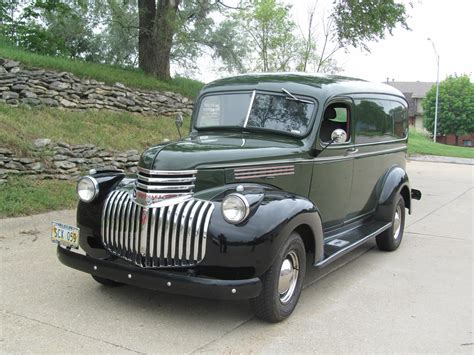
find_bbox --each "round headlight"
[222,193,250,224]
[77,176,99,202]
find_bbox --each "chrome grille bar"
[186,200,202,261]
[135,168,197,200]
[102,190,214,268]
[136,182,195,191]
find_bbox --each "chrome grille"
[101,189,214,268]
[136,167,197,194]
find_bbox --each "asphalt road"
[1,161,472,353]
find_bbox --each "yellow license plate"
[51,222,80,249]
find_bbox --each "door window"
[319,104,350,143]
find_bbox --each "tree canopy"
[1,0,412,80]
[423,75,474,137]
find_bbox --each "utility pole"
[427,38,440,143]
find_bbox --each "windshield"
[195,92,316,136]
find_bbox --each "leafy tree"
[423,75,474,139]
[96,1,139,66]
[296,0,410,73]
[224,0,410,74]
[137,0,242,80]
[1,0,103,60]
[332,0,409,51]
[230,0,297,72]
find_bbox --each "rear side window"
[354,99,408,144]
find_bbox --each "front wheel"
[376,195,406,251]
[250,232,306,323]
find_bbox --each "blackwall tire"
[376,195,406,251]
[250,232,306,323]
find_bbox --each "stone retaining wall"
[0,58,193,116]
[0,139,140,184]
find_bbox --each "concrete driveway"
[1,161,472,353]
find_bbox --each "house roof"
[385,81,435,99]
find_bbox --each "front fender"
[204,186,323,277]
[76,172,127,255]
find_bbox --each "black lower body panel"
[57,246,262,300]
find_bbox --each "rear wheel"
[250,232,306,323]
[376,195,405,251]
[91,275,124,287]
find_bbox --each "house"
[384,80,435,132]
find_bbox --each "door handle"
[345,147,358,155]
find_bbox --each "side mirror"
[175,113,184,128]
[330,128,347,144]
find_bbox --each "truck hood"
[139,133,308,170]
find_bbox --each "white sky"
[191,0,474,83]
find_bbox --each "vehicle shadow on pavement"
[77,242,375,324]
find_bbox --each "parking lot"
[1,160,472,353]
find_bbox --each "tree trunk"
[138,0,157,74]
[153,0,180,81]
[137,0,179,81]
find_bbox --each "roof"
[385,81,435,99]
[202,73,406,103]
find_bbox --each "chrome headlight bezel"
[221,193,250,224]
[76,176,99,202]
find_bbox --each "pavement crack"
[406,187,473,228]
[6,310,145,354]
[188,316,254,354]
[407,231,469,241]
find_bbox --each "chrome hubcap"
[393,205,402,240]
[278,250,299,304]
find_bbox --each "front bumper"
[57,246,262,300]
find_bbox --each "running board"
[314,221,392,268]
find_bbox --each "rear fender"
[375,165,410,222]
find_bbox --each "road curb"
[408,154,473,165]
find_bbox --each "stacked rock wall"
[0,139,140,184]
[0,59,194,115]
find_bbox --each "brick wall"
[436,133,474,147]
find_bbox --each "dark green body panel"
[137,73,409,231]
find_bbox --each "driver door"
[309,100,355,231]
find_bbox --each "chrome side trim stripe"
[234,165,295,180]
[200,146,407,169]
[235,165,294,173]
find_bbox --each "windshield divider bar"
[243,90,256,128]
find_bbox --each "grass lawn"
[0,104,190,155]
[0,41,204,98]
[408,130,474,159]
[0,177,77,218]
[0,104,191,218]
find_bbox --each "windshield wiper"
[281,88,313,104]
